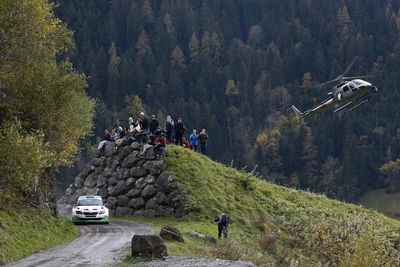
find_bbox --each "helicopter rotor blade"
[312,78,340,88]
[341,75,374,80]
[340,56,360,77]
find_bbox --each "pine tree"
[189,33,200,63]
[141,0,155,23]
[170,46,186,69]
[302,127,319,189]
[107,41,121,76]
[135,30,151,58]
[201,31,211,58]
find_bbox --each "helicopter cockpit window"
[349,82,356,89]
[337,82,346,88]
[343,85,350,92]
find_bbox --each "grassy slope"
[0,208,76,264]
[359,189,400,219]
[127,146,400,266]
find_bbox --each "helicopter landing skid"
[333,101,353,113]
[349,99,369,111]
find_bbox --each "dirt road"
[5,220,154,267]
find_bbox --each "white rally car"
[72,196,109,224]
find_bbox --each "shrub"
[0,121,52,199]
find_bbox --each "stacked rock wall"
[58,142,187,217]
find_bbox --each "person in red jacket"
[182,137,190,148]
[153,132,167,158]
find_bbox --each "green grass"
[124,145,400,266]
[359,189,400,219]
[0,208,76,264]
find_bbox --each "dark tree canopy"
[54,0,400,201]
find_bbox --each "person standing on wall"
[198,128,209,155]
[164,115,174,143]
[149,114,159,134]
[189,129,199,151]
[174,117,185,145]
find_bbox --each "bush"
[0,121,52,199]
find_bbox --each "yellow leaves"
[256,132,268,144]
[256,128,281,146]
[0,0,94,167]
[0,121,53,193]
[225,80,239,96]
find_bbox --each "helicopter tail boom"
[291,105,305,118]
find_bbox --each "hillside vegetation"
[0,208,76,264]
[129,146,400,266]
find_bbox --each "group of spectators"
[97,112,209,156]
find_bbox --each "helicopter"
[291,59,378,119]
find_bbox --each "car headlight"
[99,210,105,214]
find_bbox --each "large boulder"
[98,187,108,199]
[122,152,140,168]
[74,176,84,188]
[100,142,117,157]
[130,142,141,151]
[133,210,157,217]
[157,206,174,216]
[81,165,95,177]
[131,235,167,259]
[106,196,118,209]
[154,192,169,205]
[108,177,118,186]
[160,226,184,242]
[115,180,129,195]
[97,175,108,187]
[189,230,217,244]
[117,195,130,207]
[127,188,142,198]
[117,145,131,160]
[142,185,157,199]
[126,177,136,189]
[135,178,147,189]
[130,167,147,178]
[116,168,130,180]
[115,207,133,217]
[87,187,99,196]
[103,168,113,177]
[128,198,145,209]
[157,175,179,193]
[145,198,159,210]
[89,158,103,167]
[143,160,167,175]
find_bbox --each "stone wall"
[58,142,187,217]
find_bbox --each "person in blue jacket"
[189,129,198,151]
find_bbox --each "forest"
[52,0,400,202]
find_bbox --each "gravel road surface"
[5,220,154,267]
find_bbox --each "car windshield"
[77,198,103,206]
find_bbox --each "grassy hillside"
[127,146,400,266]
[0,208,76,264]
